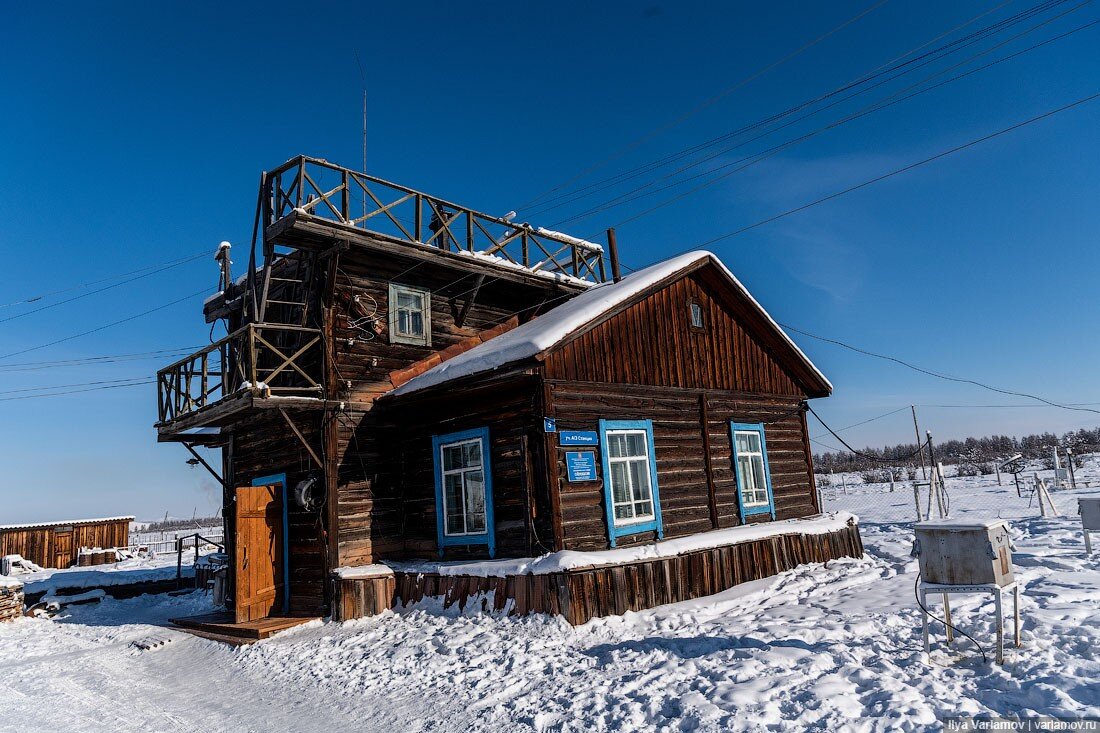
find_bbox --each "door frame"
[251,472,290,615]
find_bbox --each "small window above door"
[388,283,432,346]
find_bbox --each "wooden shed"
[0,516,133,569]
[154,156,860,632]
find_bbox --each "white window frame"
[605,429,657,526]
[733,429,770,508]
[438,437,487,537]
[388,283,431,346]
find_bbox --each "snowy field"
[2,472,1100,730]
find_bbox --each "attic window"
[389,283,431,346]
[689,301,705,330]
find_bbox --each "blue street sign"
[543,417,557,433]
[565,451,598,482]
[559,430,599,446]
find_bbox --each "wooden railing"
[266,155,608,283]
[157,323,324,424]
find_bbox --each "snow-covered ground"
[3,473,1100,731]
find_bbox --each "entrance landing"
[170,611,318,645]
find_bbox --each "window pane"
[464,441,482,469]
[634,501,653,519]
[690,303,704,328]
[628,459,652,503]
[609,462,630,505]
[608,434,626,458]
[408,311,423,335]
[738,455,756,490]
[444,473,463,512]
[614,504,633,520]
[736,431,761,454]
[446,513,465,535]
[465,471,485,514]
[397,292,422,310]
[625,433,646,458]
[443,445,463,471]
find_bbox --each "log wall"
[546,382,816,551]
[229,409,327,615]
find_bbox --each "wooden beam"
[699,392,719,530]
[182,443,227,488]
[454,273,485,328]
[278,408,324,466]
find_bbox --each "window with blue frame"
[730,422,776,520]
[598,419,663,547]
[432,427,495,557]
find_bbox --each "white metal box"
[914,519,1014,586]
[1080,498,1100,531]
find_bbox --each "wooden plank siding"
[546,383,814,551]
[0,519,130,569]
[541,271,804,396]
[361,376,553,562]
[229,408,326,615]
[335,522,862,624]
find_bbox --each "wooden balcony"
[263,156,608,285]
[156,323,325,437]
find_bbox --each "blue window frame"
[251,472,290,614]
[729,422,776,521]
[432,427,495,557]
[598,419,664,547]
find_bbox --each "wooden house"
[0,516,133,569]
[156,155,860,631]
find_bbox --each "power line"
[0,288,209,362]
[664,90,1100,251]
[0,251,208,310]
[0,377,153,396]
[810,406,911,440]
[515,0,893,210]
[522,0,1071,219]
[0,347,202,372]
[523,0,1039,218]
[0,380,155,403]
[567,9,1098,231]
[783,323,1100,416]
[0,252,209,324]
[807,403,932,461]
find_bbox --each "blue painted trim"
[598,419,664,548]
[431,427,496,558]
[729,422,776,521]
[251,472,290,614]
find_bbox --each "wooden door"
[53,531,73,568]
[234,484,284,623]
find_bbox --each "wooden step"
[170,611,318,640]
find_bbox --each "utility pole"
[912,405,927,481]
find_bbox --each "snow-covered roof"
[390,250,832,397]
[0,516,134,531]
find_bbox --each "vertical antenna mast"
[355,51,368,219]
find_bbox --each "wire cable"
[808,403,931,462]
[785,322,1100,416]
[515,0,893,210]
[0,288,209,361]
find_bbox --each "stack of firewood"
[0,579,24,622]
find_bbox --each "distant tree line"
[813,426,1100,476]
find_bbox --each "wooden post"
[607,228,622,283]
[699,393,718,529]
[912,406,927,481]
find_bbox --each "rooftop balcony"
[263,155,610,285]
[155,322,324,438]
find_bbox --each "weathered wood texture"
[0,519,130,569]
[229,409,326,615]
[334,523,862,625]
[541,270,808,396]
[0,582,23,622]
[547,382,814,551]
[332,574,396,621]
[340,375,552,564]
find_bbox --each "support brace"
[279,408,324,466]
[183,443,226,488]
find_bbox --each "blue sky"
[2,1,1098,522]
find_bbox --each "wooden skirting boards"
[332,522,863,625]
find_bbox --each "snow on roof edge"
[389,250,832,397]
[0,516,135,531]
